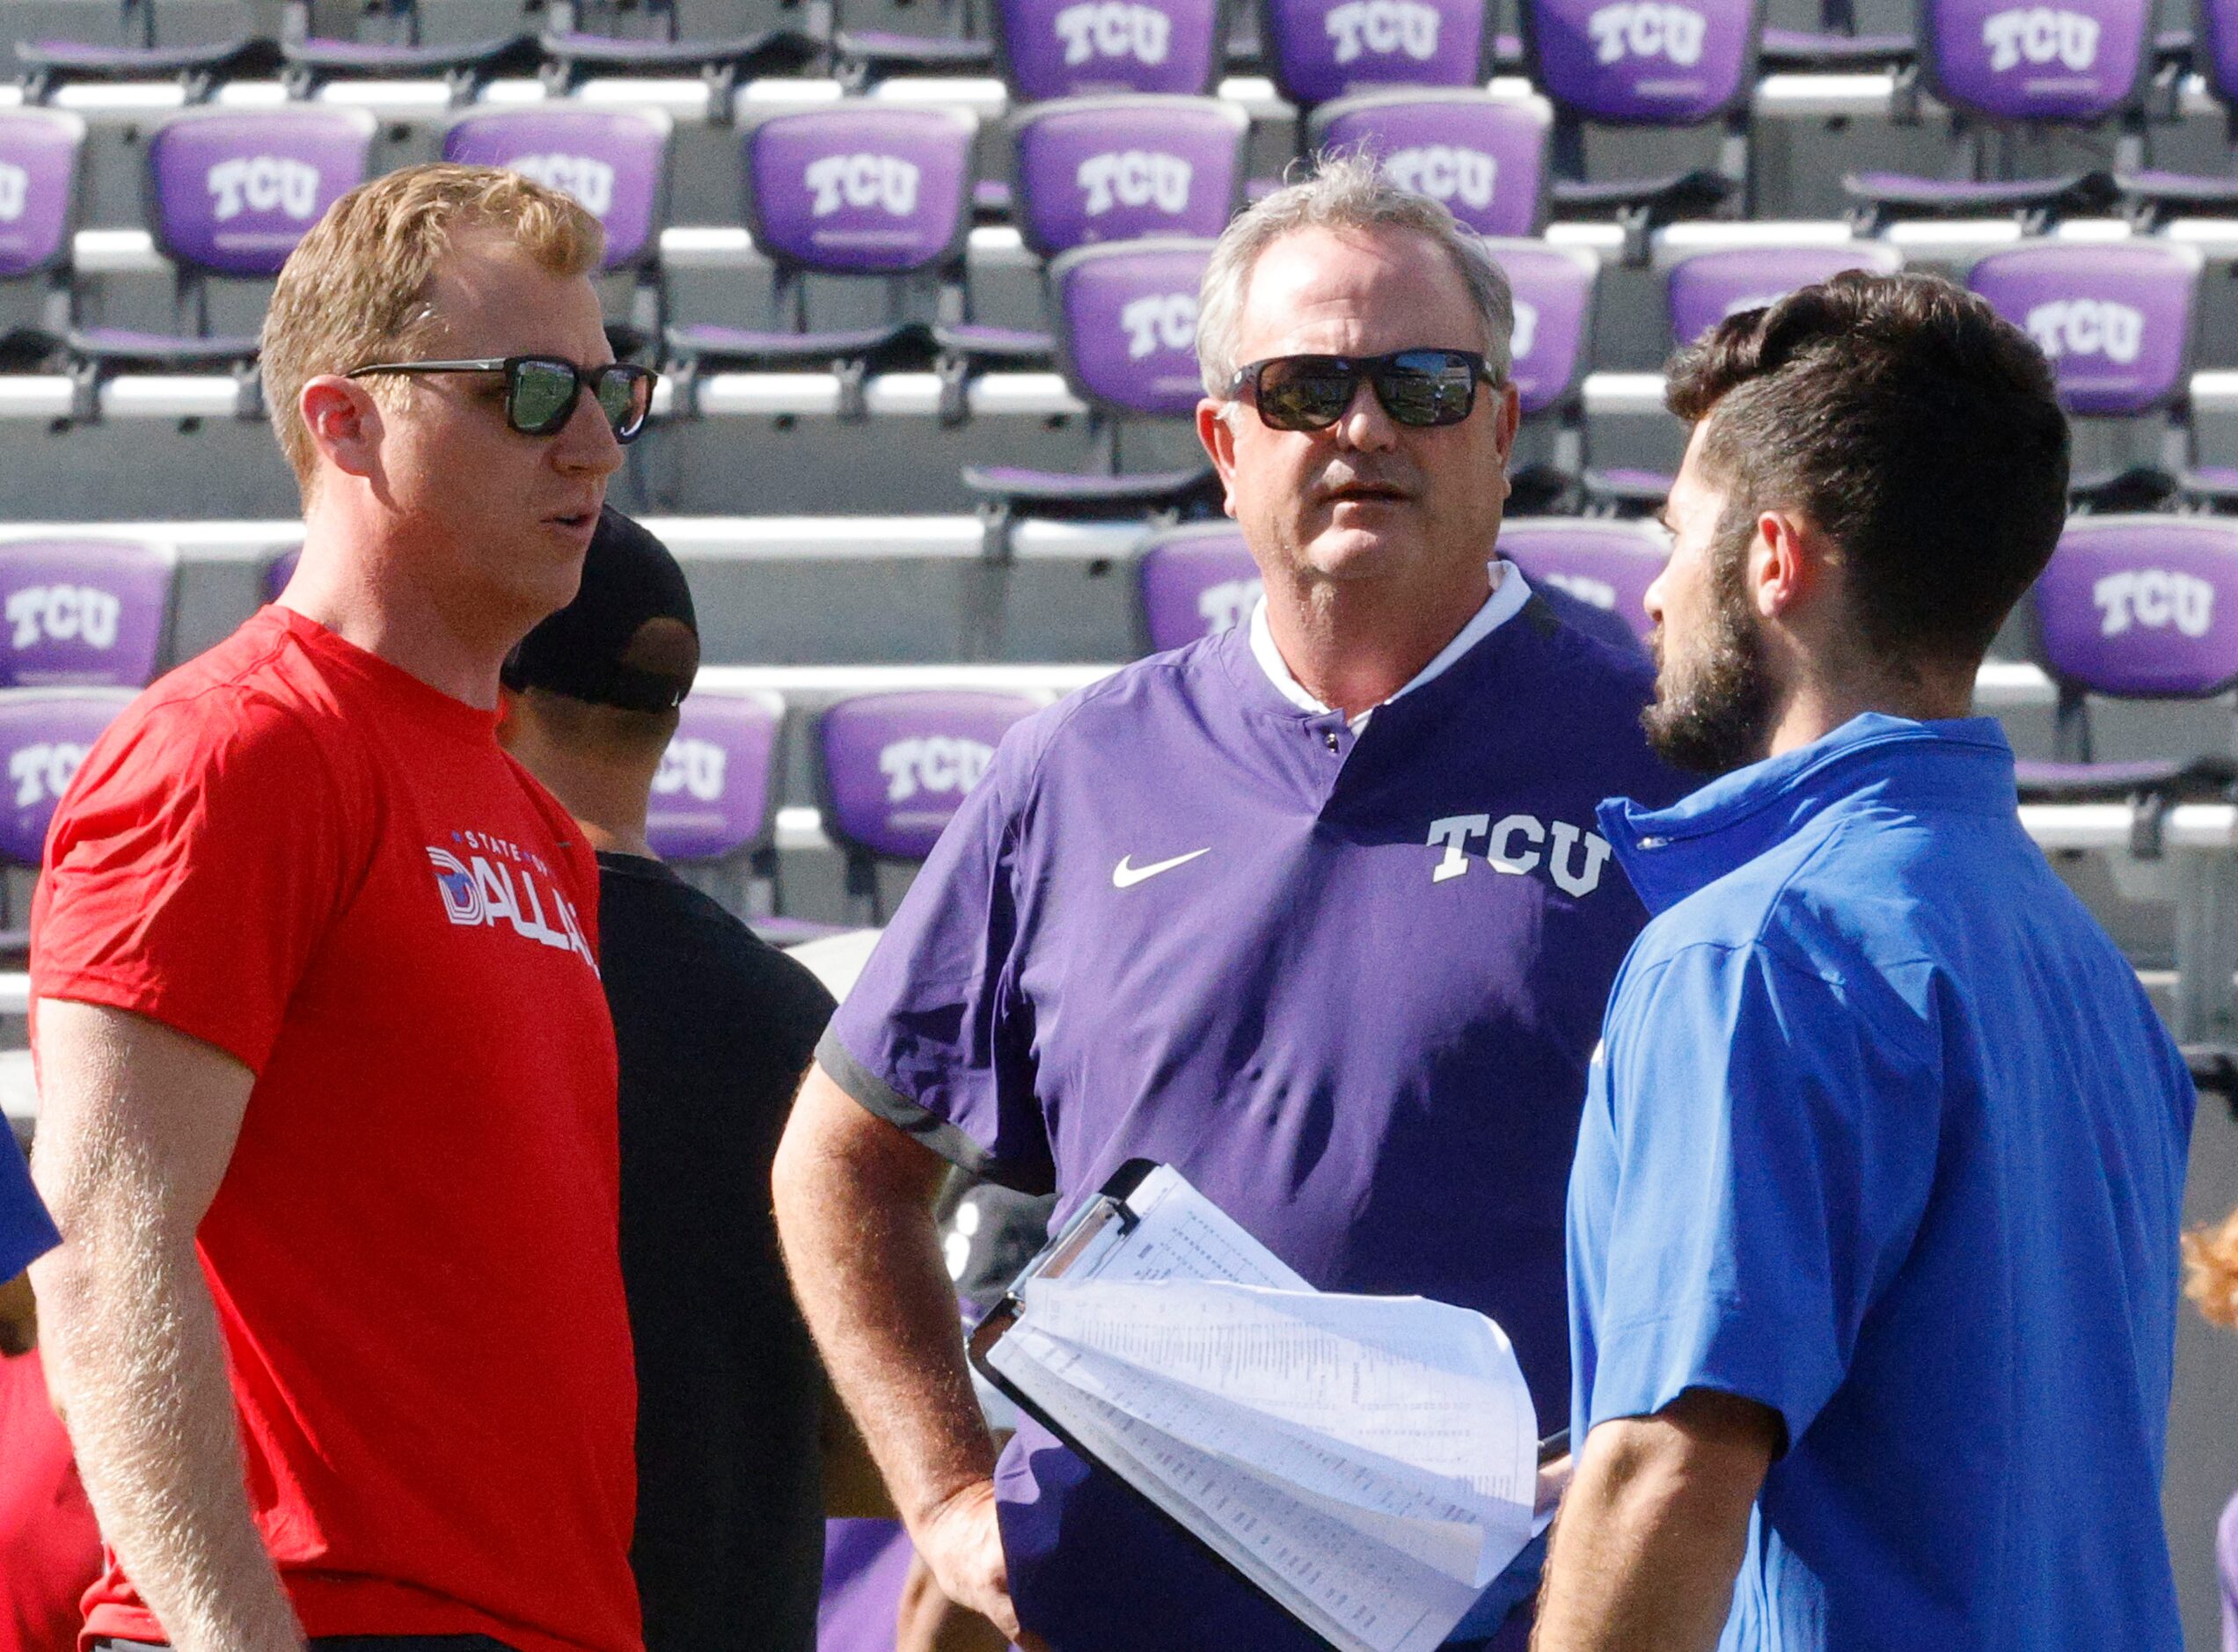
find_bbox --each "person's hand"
[896,1548,1011,1652]
[911,1477,1049,1651]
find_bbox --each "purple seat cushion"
[835,28,997,67]
[282,33,531,75]
[2117,168,2238,208]
[541,27,815,69]
[933,322,1055,359]
[2013,757,2217,797]
[15,36,273,75]
[1843,170,2117,216]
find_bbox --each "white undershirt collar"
[1248,559,1532,729]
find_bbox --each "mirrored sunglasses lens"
[1377,354,1475,426]
[509,362,580,433]
[1256,360,1357,429]
[596,369,651,440]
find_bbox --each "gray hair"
[1195,150,1516,399]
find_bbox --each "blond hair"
[2185,1203,2238,1332]
[260,162,605,495]
[1195,149,1515,399]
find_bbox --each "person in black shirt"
[497,506,837,1652]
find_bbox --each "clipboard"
[965,1158,1565,1651]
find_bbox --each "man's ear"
[1748,510,1815,623]
[299,376,384,480]
[1196,398,1242,521]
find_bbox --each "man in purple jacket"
[772,153,1682,1652]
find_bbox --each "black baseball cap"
[503,505,699,713]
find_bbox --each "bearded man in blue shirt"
[772,152,1682,1652]
[1536,271,2195,1652]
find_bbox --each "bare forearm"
[1532,1398,1777,1652]
[34,1232,303,1652]
[773,1079,995,1531]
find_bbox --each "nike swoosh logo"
[1112,848,1211,888]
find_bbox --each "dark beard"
[1642,551,1777,776]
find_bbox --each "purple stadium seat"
[1665,242,1904,346]
[1255,0,1489,107]
[1306,91,1549,238]
[2117,0,2238,223]
[819,690,1042,919]
[1485,238,1601,512]
[67,106,376,399]
[0,689,133,948]
[646,691,783,864]
[0,109,85,369]
[1517,0,1761,256]
[962,236,1222,520]
[992,0,1228,98]
[667,106,991,417]
[1137,521,1259,651]
[1965,240,2201,507]
[0,540,174,689]
[443,106,673,275]
[1007,96,1247,260]
[16,23,281,106]
[2017,515,2238,802]
[1497,517,1667,643]
[1845,0,2149,230]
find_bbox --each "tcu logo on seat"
[805,155,922,218]
[1587,1,1708,65]
[1383,146,1496,212]
[1197,576,1262,633]
[1120,292,1197,359]
[1544,573,1618,610]
[9,741,86,810]
[879,736,995,803]
[0,164,27,223]
[206,157,321,222]
[1981,7,2100,71]
[1425,812,1613,896]
[655,736,728,802]
[504,153,616,217]
[2094,568,2215,638]
[1053,1,1174,64]
[1325,0,1442,64]
[6,586,121,652]
[1078,151,1193,216]
[2023,299,2143,365]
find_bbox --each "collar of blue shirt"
[1594,712,2021,916]
[1247,559,1532,729]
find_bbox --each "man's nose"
[1331,376,1399,453]
[552,379,625,479]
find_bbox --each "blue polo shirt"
[1,1137,57,1283]
[823,583,1684,1652]
[1569,714,2192,1651]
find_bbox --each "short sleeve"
[1580,940,1942,1449]
[0,1140,57,1280]
[32,690,354,1077]
[817,734,1049,1193]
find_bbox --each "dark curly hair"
[1665,269,2069,674]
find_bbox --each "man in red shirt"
[26,164,657,1652]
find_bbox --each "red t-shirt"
[0,1348,103,1652]
[30,607,639,1652]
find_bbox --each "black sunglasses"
[346,355,658,442]
[1225,348,1498,432]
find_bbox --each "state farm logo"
[1196,575,1262,634]
[1982,7,2099,71]
[1120,292,1197,359]
[7,586,121,652]
[1382,145,1497,212]
[2023,298,2143,364]
[1588,1,1707,64]
[1079,150,1193,217]
[806,154,921,218]
[504,152,616,217]
[879,735,994,803]
[0,164,27,223]
[2095,568,2214,638]
[8,741,85,809]
[1510,299,1540,361]
[1426,812,1612,895]
[207,157,320,222]
[1544,572,1618,610]
[655,735,727,803]
[1326,0,1442,65]
[426,835,595,968]
[1054,0,1173,64]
